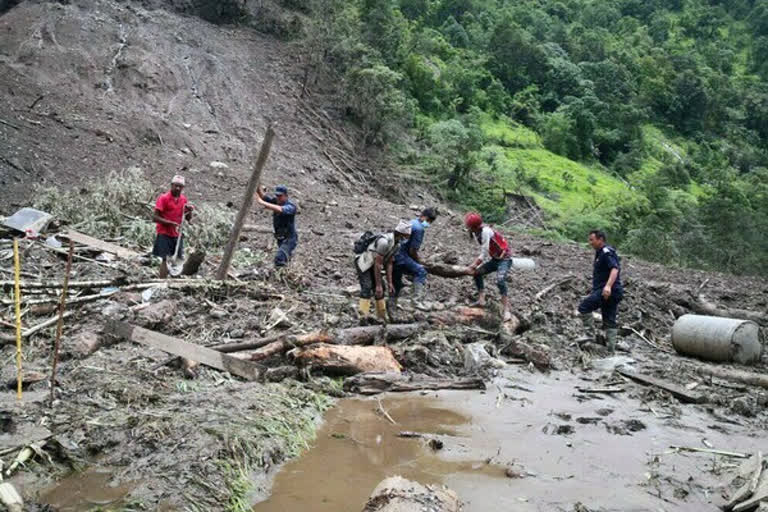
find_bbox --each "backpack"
[488,229,510,259]
[353,231,381,254]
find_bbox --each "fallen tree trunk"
[210,333,285,353]
[289,344,402,375]
[344,372,486,395]
[249,324,422,362]
[696,364,768,390]
[423,262,471,278]
[362,476,460,512]
[692,295,768,326]
[105,321,263,381]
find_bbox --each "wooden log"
[424,262,471,278]
[428,307,489,326]
[344,372,486,395]
[616,368,706,403]
[249,324,421,361]
[696,365,768,391]
[60,229,140,259]
[216,126,275,280]
[210,334,285,354]
[289,344,402,375]
[105,321,262,381]
[362,476,460,512]
[693,295,768,325]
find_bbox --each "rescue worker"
[255,184,298,267]
[578,230,623,352]
[355,221,412,321]
[463,212,513,322]
[152,175,193,278]
[390,207,438,313]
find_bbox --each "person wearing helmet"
[256,184,298,267]
[464,212,513,322]
[355,221,413,322]
[152,175,194,278]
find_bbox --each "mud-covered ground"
[1,1,767,511]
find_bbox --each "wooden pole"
[50,241,74,406]
[13,239,22,401]
[216,125,275,280]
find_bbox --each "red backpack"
[489,229,510,259]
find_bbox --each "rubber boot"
[580,312,594,330]
[358,298,371,317]
[605,328,618,353]
[501,295,512,322]
[375,299,388,322]
[413,282,431,311]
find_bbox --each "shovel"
[168,217,185,277]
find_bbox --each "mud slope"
[0,0,371,208]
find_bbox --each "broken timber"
[617,368,706,404]
[105,321,262,381]
[60,229,141,260]
[344,372,486,395]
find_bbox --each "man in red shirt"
[152,175,193,278]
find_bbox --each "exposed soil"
[0,1,767,511]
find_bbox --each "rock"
[210,309,227,319]
[209,161,229,169]
[362,476,460,512]
[71,331,104,358]
[101,302,129,320]
[137,300,177,328]
[264,366,300,382]
[229,329,245,339]
[730,396,756,418]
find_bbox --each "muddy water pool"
[253,367,761,512]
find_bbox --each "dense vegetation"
[293,0,768,275]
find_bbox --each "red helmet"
[464,212,482,230]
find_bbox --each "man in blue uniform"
[390,207,438,314]
[256,184,298,267]
[578,230,623,352]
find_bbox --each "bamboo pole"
[50,241,74,406]
[216,125,275,280]
[13,239,22,400]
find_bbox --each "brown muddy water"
[39,469,137,511]
[253,367,761,512]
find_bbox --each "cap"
[275,185,288,195]
[171,175,186,186]
[421,207,438,221]
[395,220,412,236]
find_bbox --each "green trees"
[289,0,768,275]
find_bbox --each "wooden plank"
[617,368,706,404]
[61,230,140,259]
[105,321,262,381]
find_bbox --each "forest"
[284,0,768,275]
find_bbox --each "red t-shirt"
[155,191,187,237]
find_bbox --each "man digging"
[354,220,412,322]
[578,229,623,352]
[255,184,298,268]
[152,175,194,278]
[390,207,438,314]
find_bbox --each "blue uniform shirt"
[264,196,297,239]
[593,245,622,291]
[396,219,424,263]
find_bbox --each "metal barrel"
[671,314,762,365]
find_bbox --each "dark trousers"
[275,233,298,267]
[356,265,385,300]
[578,289,623,329]
[474,258,512,296]
[392,255,427,297]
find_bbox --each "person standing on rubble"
[578,230,623,352]
[255,184,298,267]
[355,221,413,322]
[389,207,438,314]
[463,212,514,322]
[152,174,194,278]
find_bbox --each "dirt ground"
[1,1,767,511]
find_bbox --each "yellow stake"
[13,238,22,400]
